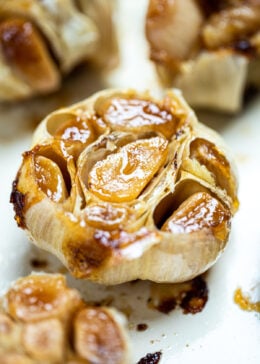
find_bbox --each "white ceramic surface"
[0,1,259,363]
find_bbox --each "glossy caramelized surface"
[0,274,128,363]
[0,17,59,92]
[162,192,231,241]
[88,137,168,202]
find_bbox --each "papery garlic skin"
[11,89,239,284]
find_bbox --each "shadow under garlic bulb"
[145,0,260,112]
[0,0,117,101]
[11,89,239,284]
[0,274,130,364]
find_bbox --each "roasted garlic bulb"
[0,0,117,101]
[11,89,238,284]
[0,274,130,364]
[146,0,260,112]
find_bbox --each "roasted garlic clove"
[145,0,260,112]
[0,274,130,364]
[0,0,117,101]
[11,89,239,284]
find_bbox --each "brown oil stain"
[234,288,260,313]
[148,275,208,314]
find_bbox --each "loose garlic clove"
[11,89,238,284]
[0,274,130,363]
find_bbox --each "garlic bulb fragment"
[145,0,260,112]
[0,274,130,363]
[11,89,239,284]
[0,0,117,101]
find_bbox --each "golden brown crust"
[0,274,130,363]
[11,88,239,284]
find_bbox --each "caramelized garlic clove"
[95,94,179,139]
[162,192,231,241]
[74,307,127,364]
[34,155,68,203]
[189,138,238,209]
[84,203,128,230]
[0,18,60,93]
[88,137,168,202]
[6,274,81,322]
[23,319,64,362]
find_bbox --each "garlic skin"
[0,0,117,101]
[145,0,260,112]
[0,274,130,363]
[11,89,239,284]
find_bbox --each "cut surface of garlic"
[145,0,260,112]
[11,89,239,284]
[0,274,130,364]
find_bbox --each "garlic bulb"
[0,0,117,101]
[145,0,260,112]
[0,274,130,363]
[11,89,239,284]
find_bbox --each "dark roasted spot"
[130,279,140,285]
[137,351,162,364]
[30,258,48,269]
[156,297,177,315]
[175,128,184,140]
[233,39,255,57]
[65,236,111,277]
[180,276,208,314]
[173,151,178,169]
[148,275,209,315]
[244,85,260,106]
[136,323,148,332]
[10,179,26,229]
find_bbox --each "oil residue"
[234,288,260,313]
[148,275,208,314]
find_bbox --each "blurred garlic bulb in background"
[0,0,117,101]
[145,0,260,112]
